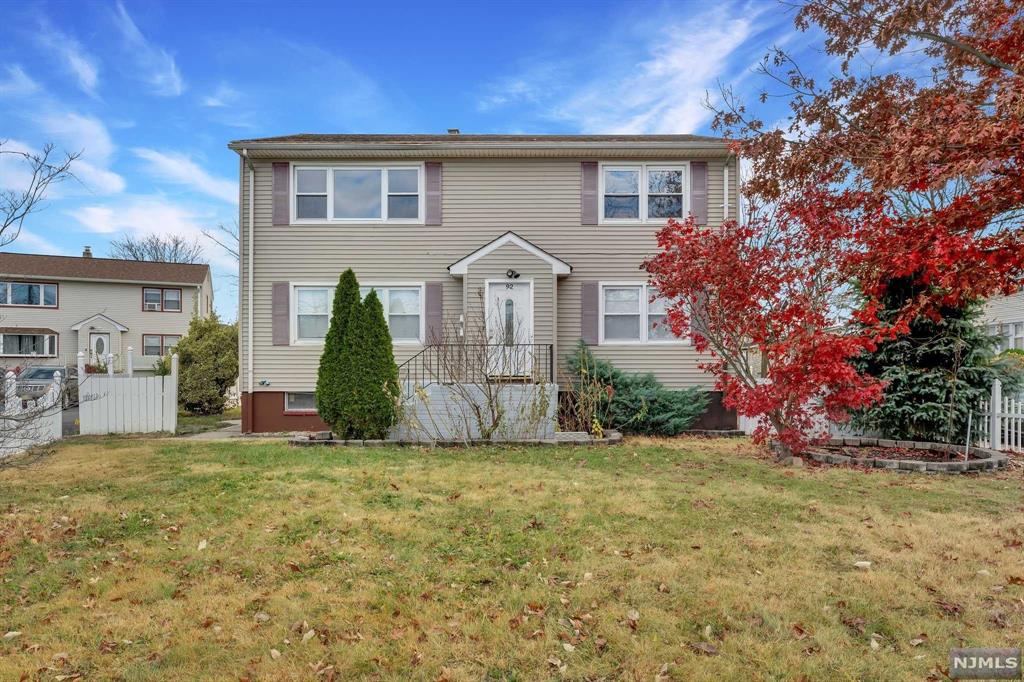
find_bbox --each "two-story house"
[230,133,739,433]
[0,249,213,373]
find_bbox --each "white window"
[0,281,58,307]
[600,163,688,223]
[294,287,332,341]
[285,392,316,412]
[360,286,423,342]
[992,322,1024,351]
[142,334,181,356]
[293,165,423,223]
[292,283,424,344]
[0,333,57,356]
[599,283,684,345]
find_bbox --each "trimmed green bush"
[176,314,239,415]
[316,269,361,435]
[565,341,708,436]
[337,290,400,439]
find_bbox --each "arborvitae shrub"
[315,269,361,436]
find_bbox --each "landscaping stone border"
[288,430,624,448]
[805,437,1010,473]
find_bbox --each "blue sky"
[0,0,809,321]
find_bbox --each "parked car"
[16,365,78,408]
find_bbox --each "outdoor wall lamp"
[506,269,521,279]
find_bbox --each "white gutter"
[243,148,254,400]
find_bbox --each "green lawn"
[175,406,242,435]
[0,436,1021,680]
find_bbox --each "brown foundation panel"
[241,392,329,433]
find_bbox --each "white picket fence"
[0,369,63,459]
[976,379,1024,453]
[77,351,178,435]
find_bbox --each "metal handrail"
[397,343,554,400]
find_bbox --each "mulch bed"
[819,445,974,462]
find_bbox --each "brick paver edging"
[805,437,1010,473]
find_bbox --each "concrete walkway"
[183,419,242,440]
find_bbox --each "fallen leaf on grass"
[791,623,809,640]
[595,637,607,652]
[690,641,718,655]
[935,600,964,617]
[285,561,302,573]
[626,609,640,630]
[909,634,928,647]
[3,631,21,639]
[1007,576,1024,585]
[302,629,316,644]
[197,539,208,551]
[270,648,281,660]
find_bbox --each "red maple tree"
[647,0,1024,454]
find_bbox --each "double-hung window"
[143,287,182,312]
[0,281,58,307]
[359,286,423,342]
[292,283,424,344]
[142,334,181,356]
[600,163,687,223]
[991,321,1024,351]
[599,283,683,344]
[293,166,423,223]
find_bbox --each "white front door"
[89,333,110,363]
[486,280,533,376]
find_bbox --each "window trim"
[290,162,426,225]
[289,281,426,346]
[284,392,317,415]
[142,287,183,313]
[141,334,181,357]
[992,320,1024,352]
[0,332,58,357]
[598,161,690,225]
[598,281,688,346]
[0,280,59,309]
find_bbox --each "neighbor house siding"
[985,290,1024,326]
[239,155,737,394]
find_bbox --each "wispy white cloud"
[0,65,40,97]
[9,228,68,255]
[477,2,778,133]
[131,148,236,204]
[37,112,125,194]
[73,195,235,270]
[201,83,239,108]
[112,1,184,96]
[36,19,100,96]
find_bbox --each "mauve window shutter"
[580,161,598,225]
[690,161,708,225]
[425,282,443,343]
[272,163,290,226]
[271,282,290,346]
[425,162,442,225]
[581,281,599,344]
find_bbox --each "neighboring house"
[229,133,740,433]
[985,289,1024,353]
[0,249,213,373]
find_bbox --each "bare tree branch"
[0,141,80,247]
[107,234,205,264]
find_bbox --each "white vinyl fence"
[0,369,63,459]
[77,350,178,435]
[977,379,1024,453]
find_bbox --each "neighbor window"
[285,392,316,412]
[293,166,422,222]
[600,284,683,344]
[360,286,423,342]
[143,287,182,312]
[0,333,57,356]
[0,281,58,308]
[991,321,1024,352]
[600,163,687,222]
[292,283,423,343]
[142,334,181,356]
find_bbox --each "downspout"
[242,149,255,419]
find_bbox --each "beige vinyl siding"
[240,156,737,392]
[984,291,1024,326]
[0,279,200,370]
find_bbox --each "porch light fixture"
[506,269,521,279]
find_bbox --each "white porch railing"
[977,379,1024,453]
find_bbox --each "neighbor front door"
[485,280,533,376]
[89,333,110,363]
